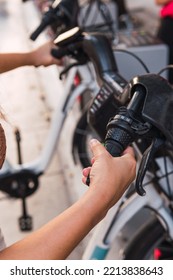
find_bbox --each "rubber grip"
[51,48,68,59]
[30,22,47,41]
[104,140,124,157]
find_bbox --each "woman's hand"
[30,41,63,67]
[82,139,136,212]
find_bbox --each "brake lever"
[135,137,165,196]
[59,62,85,80]
[51,43,89,79]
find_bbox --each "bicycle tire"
[123,217,172,260]
[72,87,102,168]
[72,108,97,168]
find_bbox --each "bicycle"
[1,23,173,261]
[0,0,122,234]
[49,26,173,260]
[2,2,173,260]
[81,57,173,260]
[0,1,124,232]
[21,0,121,169]
[0,29,99,233]
[23,0,167,171]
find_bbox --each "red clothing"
[160,1,173,18]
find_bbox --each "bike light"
[154,248,162,260]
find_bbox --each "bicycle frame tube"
[0,64,98,176]
[82,179,173,259]
[23,64,98,174]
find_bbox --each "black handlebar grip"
[82,33,118,79]
[104,140,123,157]
[86,140,122,187]
[51,48,68,59]
[86,126,133,186]
[105,126,134,157]
[30,22,48,41]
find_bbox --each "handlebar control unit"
[104,74,173,195]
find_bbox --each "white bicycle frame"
[82,149,173,259]
[0,63,99,176]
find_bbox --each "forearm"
[0,190,107,260]
[0,52,36,73]
[0,141,135,260]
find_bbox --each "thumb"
[90,139,106,157]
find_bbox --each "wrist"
[27,50,38,67]
[83,187,112,224]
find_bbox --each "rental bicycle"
[1,26,173,260]
[50,26,173,260]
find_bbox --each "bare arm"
[0,41,61,74]
[0,140,136,260]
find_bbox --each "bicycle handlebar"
[3,25,173,199]
[104,74,173,195]
[30,0,79,40]
[54,27,173,196]
[30,14,55,41]
[53,27,122,83]
[82,33,118,79]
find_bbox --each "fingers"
[90,139,107,157]
[82,167,91,185]
[90,139,136,166]
[90,139,135,163]
[82,138,103,186]
[82,167,91,177]
[122,146,135,158]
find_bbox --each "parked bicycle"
[83,67,173,259]
[2,1,173,260]
[1,24,173,260]
[48,26,173,260]
[0,30,98,232]
[24,0,121,168]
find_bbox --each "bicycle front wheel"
[72,108,100,168]
[123,217,173,260]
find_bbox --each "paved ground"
[0,0,160,260]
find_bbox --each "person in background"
[155,0,173,83]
